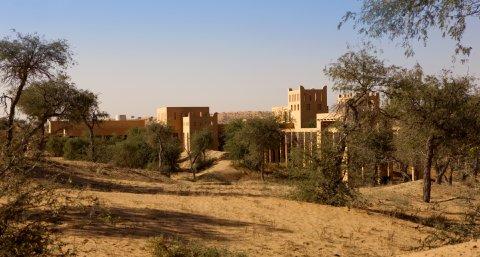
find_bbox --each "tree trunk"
[448,166,454,185]
[436,159,450,185]
[334,133,347,185]
[87,126,95,161]
[190,153,199,181]
[5,75,28,150]
[423,136,435,203]
[19,120,46,153]
[37,126,46,152]
[448,172,453,185]
[400,162,410,182]
[260,166,265,181]
[473,155,479,179]
[158,141,163,174]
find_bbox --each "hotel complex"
[47,84,381,164]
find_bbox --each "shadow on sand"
[61,206,292,241]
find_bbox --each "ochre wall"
[48,119,148,137]
[156,107,219,150]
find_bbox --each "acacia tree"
[391,125,425,182]
[387,68,480,202]
[0,32,72,150]
[188,128,213,180]
[145,123,181,176]
[324,48,395,185]
[0,32,76,257]
[67,89,108,161]
[341,0,480,57]
[225,117,282,181]
[348,122,396,185]
[17,76,76,151]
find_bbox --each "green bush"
[159,138,182,174]
[224,117,282,180]
[95,136,122,164]
[149,235,246,257]
[45,136,67,157]
[112,139,155,168]
[63,137,89,160]
[110,129,156,168]
[288,147,355,207]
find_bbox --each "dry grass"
[38,158,479,257]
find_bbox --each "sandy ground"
[42,158,479,257]
[401,239,479,257]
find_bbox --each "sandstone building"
[156,107,219,151]
[272,85,329,129]
[47,106,220,152]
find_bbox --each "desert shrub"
[63,137,89,160]
[0,175,72,257]
[423,213,452,230]
[112,139,154,168]
[95,142,116,164]
[94,136,123,164]
[149,235,246,257]
[288,146,355,207]
[45,136,67,157]
[111,128,155,168]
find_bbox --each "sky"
[1,0,479,117]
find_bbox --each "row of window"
[289,93,322,103]
[172,111,205,120]
[183,121,215,126]
[290,103,323,111]
[289,94,300,102]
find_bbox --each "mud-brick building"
[156,107,219,151]
[272,85,329,129]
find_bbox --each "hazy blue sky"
[1,0,479,116]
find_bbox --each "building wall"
[47,119,148,137]
[273,85,329,129]
[183,112,219,151]
[156,106,219,150]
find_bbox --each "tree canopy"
[341,0,480,57]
